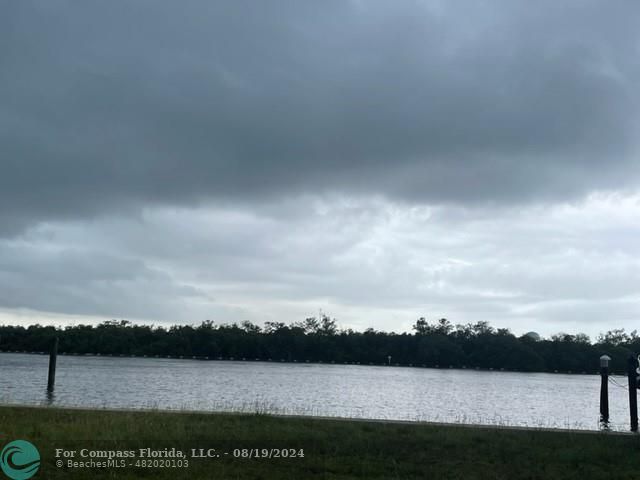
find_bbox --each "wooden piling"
[627,354,638,432]
[47,337,58,391]
[599,355,610,425]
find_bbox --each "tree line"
[0,316,638,373]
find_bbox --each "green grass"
[0,406,639,479]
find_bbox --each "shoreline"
[1,405,639,479]
[0,403,631,435]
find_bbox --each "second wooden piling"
[627,354,638,432]
[600,355,610,425]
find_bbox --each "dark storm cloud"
[1,0,639,233]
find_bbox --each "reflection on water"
[0,353,630,431]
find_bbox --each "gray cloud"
[1,1,640,336]
[0,240,208,320]
[2,1,640,235]
[2,193,638,337]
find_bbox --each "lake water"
[0,353,631,431]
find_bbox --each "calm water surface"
[0,353,629,431]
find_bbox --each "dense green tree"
[0,319,637,374]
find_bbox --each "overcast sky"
[1,1,639,338]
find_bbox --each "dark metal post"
[47,337,58,391]
[600,355,610,426]
[627,354,638,432]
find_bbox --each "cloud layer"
[1,1,639,336]
[2,1,640,231]
[2,193,639,337]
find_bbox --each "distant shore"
[0,350,616,376]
